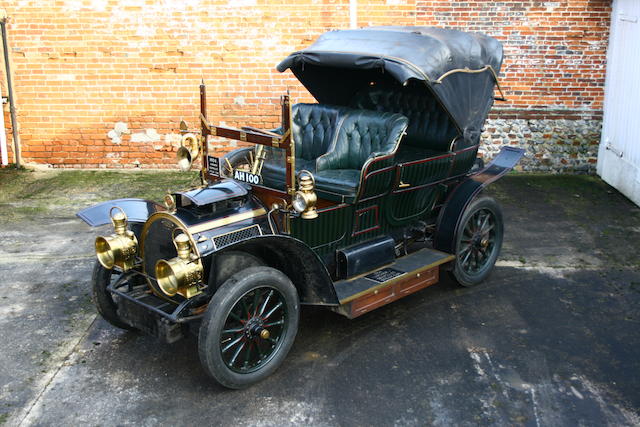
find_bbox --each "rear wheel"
[198,266,299,389]
[91,262,136,330]
[450,196,503,287]
[221,147,253,178]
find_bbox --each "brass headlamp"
[155,232,203,299]
[292,170,318,220]
[95,208,138,271]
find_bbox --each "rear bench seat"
[350,85,461,160]
[262,103,408,203]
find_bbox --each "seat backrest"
[322,110,408,171]
[292,103,348,161]
[350,86,459,152]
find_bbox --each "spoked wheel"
[91,261,136,330]
[450,196,504,287]
[198,266,299,389]
[220,147,254,178]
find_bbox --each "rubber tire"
[450,196,504,287]
[221,147,253,178]
[198,266,299,389]
[91,261,136,330]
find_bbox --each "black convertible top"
[277,27,504,143]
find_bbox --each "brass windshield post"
[199,80,208,184]
[281,94,296,196]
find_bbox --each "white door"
[597,0,640,206]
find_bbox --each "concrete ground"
[1,171,639,426]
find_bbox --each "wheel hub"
[244,317,267,339]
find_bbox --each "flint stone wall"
[480,117,602,173]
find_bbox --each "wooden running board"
[333,248,455,318]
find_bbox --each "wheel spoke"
[255,339,265,360]
[222,326,244,334]
[461,248,473,268]
[258,290,274,316]
[252,289,263,316]
[264,319,285,328]
[240,296,252,319]
[263,301,283,321]
[459,244,472,256]
[220,286,288,373]
[480,212,490,231]
[227,309,244,323]
[222,335,243,353]
[229,341,246,367]
[244,342,253,367]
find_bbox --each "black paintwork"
[434,146,525,254]
[277,26,503,144]
[336,235,395,279]
[220,235,340,306]
[76,198,164,226]
[174,179,249,207]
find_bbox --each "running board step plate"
[333,248,455,318]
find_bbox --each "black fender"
[77,198,164,227]
[212,234,339,306]
[434,146,525,254]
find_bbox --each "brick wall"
[0,0,611,171]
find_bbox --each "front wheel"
[198,266,299,389]
[450,196,504,287]
[91,262,136,330]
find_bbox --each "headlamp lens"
[292,192,307,213]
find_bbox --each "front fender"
[76,198,164,227]
[218,234,339,306]
[434,146,525,254]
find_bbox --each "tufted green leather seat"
[261,104,408,203]
[350,86,460,153]
[314,110,408,201]
[292,103,350,163]
[261,103,348,187]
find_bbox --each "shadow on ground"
[1,172,639,426]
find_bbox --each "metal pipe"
[0,80,7,166]
[1,11,21,167]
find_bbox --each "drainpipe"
[349,0,357,29]
[0,10,21,167]
[0,82,7,166]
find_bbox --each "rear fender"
[77,198,164,227]
[214,234,339,306]
[434,146,525,254]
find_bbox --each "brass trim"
[187,208,267,234]
[140,212,204,302]
[199,113,211,131]
[272,138,280,148]
[240,131,247,142]
[339,253,456,304]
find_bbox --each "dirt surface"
[1,170,639,426]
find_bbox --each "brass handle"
[399,181,410,188]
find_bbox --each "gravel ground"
[1,171,639,426]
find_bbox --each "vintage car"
[77,27,524,389]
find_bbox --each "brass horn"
[177,133,200,172]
